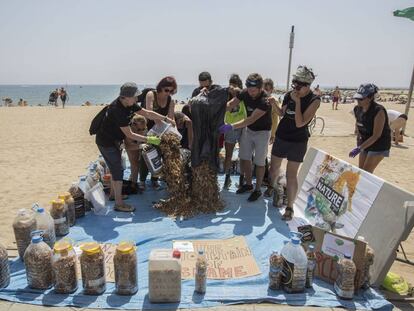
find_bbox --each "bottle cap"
[37,207,45,213]
[32,235,43,243]
[291,237,301,245]
[80,242,101,255]
[51,199,65,209]
[116,241,135,254]
[308,244,315,251]
[172,249,181,259]
[344,254,351,259]
[54,240,73,253]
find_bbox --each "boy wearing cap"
[96,82,175,212]
[265,66,320,221]
[220,73,272,202]
[349,83,391,173]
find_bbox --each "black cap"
[119,82,141,97]
[198,71,212,82]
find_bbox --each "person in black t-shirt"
[265,66,320,221]
[220,73,272,202]
[349,83,391,173]
[191,71,221,97]
[95,82,175,212]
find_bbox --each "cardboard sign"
[173,236,261,280]
[74,243,117,283]
[311,227,366,288]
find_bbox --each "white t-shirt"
[387,109,402,123]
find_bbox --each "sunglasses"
[291,80,309,90]
[164,88,174,93]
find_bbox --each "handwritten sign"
[173,236,261,280]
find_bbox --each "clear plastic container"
[306,244,316,288]
[334,255,356,299]
[79,176,92,212]
[80,242,106,295]
[68,181,86,218]
[281,232,308,293]
[195,250,207,294]
[114,241,138,295]
[269,251,283,290]
[52,240,78,294]
[50,199,69,236]
[0,243,10,289]
[13,209,37,259]
[32,204,56,249]
[24,231,53,289]
[102,174,112,191]
[147,121,182,140]
[148,249,181,303]
[59,192,76,227]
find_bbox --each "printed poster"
[293,151,384,238]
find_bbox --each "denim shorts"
[361,149,390,157]
[97,145,124,181]
[224,128,243,144]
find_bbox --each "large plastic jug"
[148,249,181,303]
[281,231,308,293]
[24,231,53,289]
[32,204,56,249]
[0,243,10,288]
[13,209,37,259]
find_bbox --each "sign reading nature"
[293,151,384,238]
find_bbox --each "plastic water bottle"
[32,204,56,249]
[195,250,207,294]
[306,244,316,288]
[334,254,356,300]
[0,243,10,289]
[281,231,308,293]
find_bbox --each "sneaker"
[223,174,231,189]
[248,190,262,202]
[264,186,274,197]
[114,203,136,212]
[236,184,253,194]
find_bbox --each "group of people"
[48,87,68,108]
[93,66,408,222]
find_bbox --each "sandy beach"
[0,100,413,290]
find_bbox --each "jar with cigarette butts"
[80,242,106,295]
[114,241,138,295]
[50,199,69,236]
[0,243,10,289]
[52,239,78,294]
[13,209,37,259]
[58,192,76,227]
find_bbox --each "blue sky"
[0,0,413,87]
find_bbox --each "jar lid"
[51,199,65,209]
[58,192,72,201]
[116,241,135,254]
[80,242,101,255]
[54,240,73,253]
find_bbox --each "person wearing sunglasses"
[141,76,177,190]
[219,73,272,202]
[124,115,148,194]
[265,66,320,221]
[191,71,221,97]
[349,83,391,173]
[95,82,174,212]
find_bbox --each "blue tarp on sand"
[0,176,393,310]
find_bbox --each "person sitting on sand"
[95,82,175,212]
[124,115,148,194]
[387,109,408,146]
[332,86,341,110]
[349,83,391,173]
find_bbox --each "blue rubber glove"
[219,124,233,134]
[349,147,361,158]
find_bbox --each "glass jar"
[50,199,69,236]
[80,242,106,295]
[52,240,78,293]
[59,192,76,227]
[114,241,138,295]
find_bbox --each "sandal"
[281,207,294,221]
[114,203,135,212]
[109,194,128,201]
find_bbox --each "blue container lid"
[32,235,43,243]
[37,207,44,213]
[291,237,301,245]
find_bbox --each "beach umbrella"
[393,7,414,132]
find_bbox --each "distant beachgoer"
[95,82,174,212]
[332,86,341,110]
[124,115,147,194]
[387,109,408,146]
[174,111,193,150]
[223,73,244,189]
[266,66,320,221]
[313,84,322,96]
[220,73,272,202]
[349,83,391,173]
[48,89,59,106]
[18,98,24,107]
[60,87,68,108]
[139,76,177,190]
[191,72,221,97]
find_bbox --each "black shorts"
[97,145,124,181]
[271,138,308,163]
